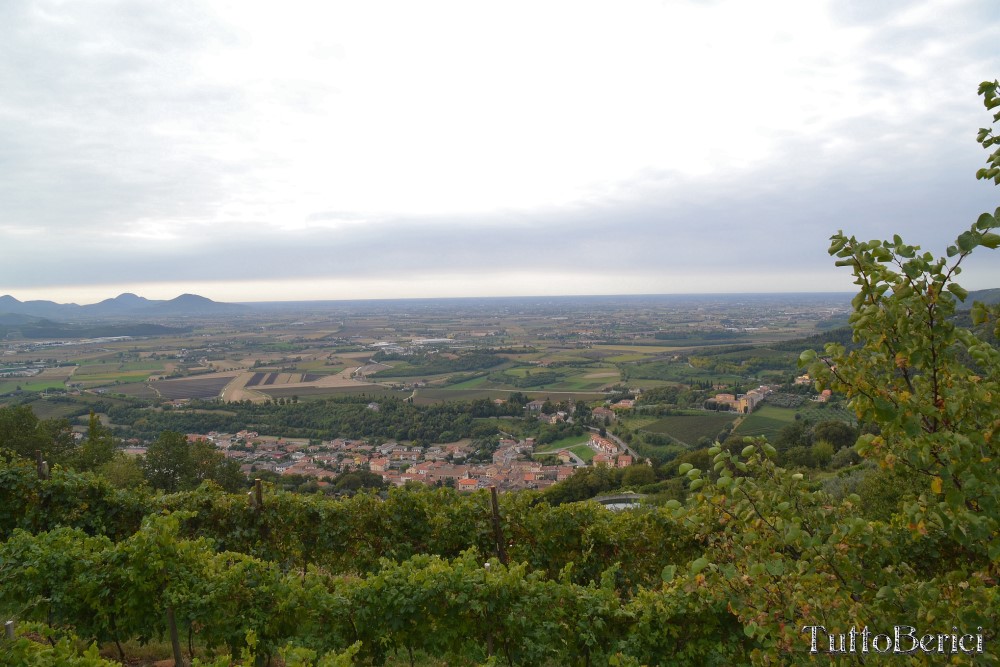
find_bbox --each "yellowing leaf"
[931,477,943,494]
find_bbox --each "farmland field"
[535,433,591,453]
[0,379,69,395]
[734,403,856,441]
[257,385,402,400]
[22,394,132,420]
[733,405,797,440]
[112,382,161,399]
[641,412,737,445]
[72,372,155,387]
[443,375,490,389]
[36,366,76,380]
[151,375,238,400]
[412,388,606,406]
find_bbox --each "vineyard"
[0,454,743,666]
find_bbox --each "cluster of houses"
[711,385,773,413]
[169,425,646,492]
[583,434,633,468]
[173,429,642,492]
[794,374,833,402]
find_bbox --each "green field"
[293,360,347,373]
[0,379,69,395]
[641,412,737,446]
[258,386,406,401]
[113,382,162,399]
[120,361,167,371]
[606,353,650,363]
[734,405,798,441]
[534,433,591,453]
[412,388,607,406]
[443,375,490,389]
[796,403,856,424]
[594,344,685,354]
[734,403,856,441]
[73,371,156,386]
[623,360,743,385]
[569,444,596,462]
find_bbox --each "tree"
[141,431,245,492]
[665,81,1000,662]
[74,411,118,472]
[96,453,147,490]
[809,419,857,451]
[141,431,192,492]
[0,405,76,466]
[622,464,656,487]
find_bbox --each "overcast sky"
[2,0,999,304]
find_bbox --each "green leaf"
[981,232,1000,249]
[661,565,676,583]
[690,557,710,574]
[956,230,977,252]
[947,283,969,301]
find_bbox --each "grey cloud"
[1,0,999,297]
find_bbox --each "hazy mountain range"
[1,289,997,325]
[0,293,247,321]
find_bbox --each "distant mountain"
[0,293,247,321]
[0,295,83,319]
[0,316,193,339]
[90,292,153,313]
[0,312,46,326]
[966,288,1000,306]
[148,293,244,315]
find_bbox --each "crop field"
[733,405,797,440]
[735,403,856,441]
[410,388,513,405]
[606,353,651,363]
[290,361,345,374]
[641,412,737,446]
[72,372,156,387]
[22,394,131,420]
[75,362,126,374]
[257,385,400,400]
[593,344,685,355]
[624,360,742,385]
[534,433,591,453]
[36,366,76,380]
[0,379,69,395]
[479,365,619,392]
[20,399,86,420]
[412,388,606,406]
[151,375,237,400]
[245,372,325,387]
[111,382,161,399]
[119,361,167,372]
[443,375,490,389]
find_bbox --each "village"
[170,428,639,493]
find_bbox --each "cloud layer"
[1,0,999,302]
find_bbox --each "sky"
[1,0,999,304]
